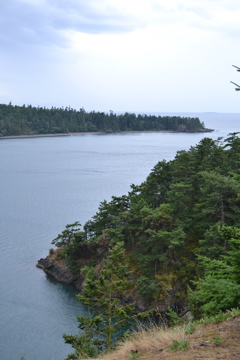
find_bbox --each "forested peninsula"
[37,133,240,359]
[0,103,211,136]
[38,133,240,313]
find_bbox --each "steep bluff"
[37,249,84,291]
[37,247,188,314]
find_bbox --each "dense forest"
[42,133,240,358]
[0,103,208,136]
[50,132,240,311]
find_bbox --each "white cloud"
[1,0,240,112]
[2,0,240,49]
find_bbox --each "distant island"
[0,103,213,137]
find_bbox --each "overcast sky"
[1,0,240,113]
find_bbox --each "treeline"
[52,133,240,317]
[0,103,207,136]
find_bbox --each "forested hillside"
[38,133,240,359]
[45,133,240,313]
[0,103,208,136]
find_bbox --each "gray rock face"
[37,257,84,291]
[37,250,188,314]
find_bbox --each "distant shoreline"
[0,128,214,140]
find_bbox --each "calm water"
[0,113,239,360]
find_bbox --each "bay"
[0,112,239,360]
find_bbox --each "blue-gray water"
[0,113,239,360]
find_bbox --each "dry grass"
[93,314,240,360]
[98,321,186,360]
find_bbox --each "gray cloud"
[0,0,138,52]
[50,0,138,34]
[2,0,240,54]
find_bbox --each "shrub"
[169,338,189,351]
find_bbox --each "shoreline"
[0,128,214,140]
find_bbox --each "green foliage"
[80,264,96,280]
[198,311,228,324]
[195,171,240,226]
[169,338,189,351]
[189,276,240,317]
[51,222,82,248]
[63,314,102,359]
[64,242,151,359]
[50,133,240,349]
[129,350,143,358]
[184,322,196,334]
[166,307,184,326]
[198,223,225,259]
[214,335,223,345]
[136,277,160,303]
[197,308,240,325]
[139,160,172,208]
[189,226,240,318]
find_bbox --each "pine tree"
[189,226,240,318]
[63,242,150,359]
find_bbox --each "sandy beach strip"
[0,128,214,140]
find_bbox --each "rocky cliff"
[37,248,84,291]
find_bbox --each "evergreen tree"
[195,171,239,227]
[189,226,240,318]
[51,222,82,248]
[63,242,150,359]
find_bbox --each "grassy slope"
[97,312,240,360]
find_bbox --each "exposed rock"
[36,251,84,291]
[37,248,187,314]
